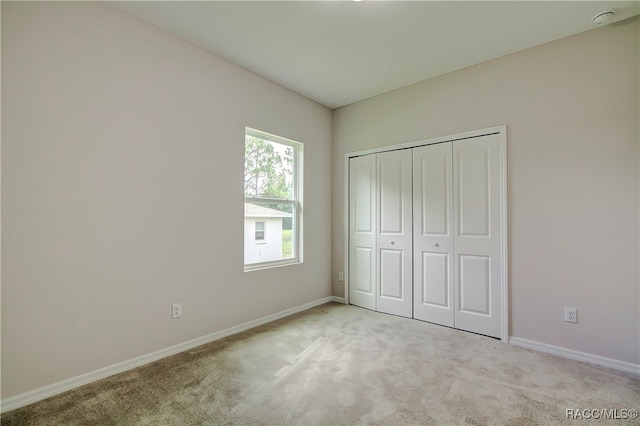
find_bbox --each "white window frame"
[244,128,303,271]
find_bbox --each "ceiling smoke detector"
[592,10,615,25]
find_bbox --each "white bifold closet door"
[376,149,413,318]
[452,134,502,338]
[413,134,502,338]
[349,132,503,338]
[349,154,377,311]
[412,142,454,327]
[349,150,413,318]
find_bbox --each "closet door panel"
[421,252,449,306]
[458,254,491,315]
[349,155,377,311]
[453,134,502,338]
[376,149,413,318]
[380,249,405,298]
[413,143,454,326]
[353,247,374,295]
[457,147,490,237]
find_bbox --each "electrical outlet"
[172,303,182,319]
[338,272,344,282]
[564,307,577,323]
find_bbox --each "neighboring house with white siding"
[244,203,291,264]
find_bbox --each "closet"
[348,130,506,339]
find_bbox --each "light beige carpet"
[2,302,638,425]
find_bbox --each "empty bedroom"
[1,1,639,424]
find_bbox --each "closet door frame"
[344,125,509,342]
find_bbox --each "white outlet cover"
[172,303,182,319]
[564,307,577,323]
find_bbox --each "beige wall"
[332,20,639,364]
[1,2,332,398]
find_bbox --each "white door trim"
[344,125,509,342]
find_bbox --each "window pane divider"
[244,197,295,204]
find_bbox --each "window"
[255,221,265,242]
[244,128,302,269]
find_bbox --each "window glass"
[244,128,302,269]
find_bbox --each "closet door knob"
[390,241,395,245]
[433,242,439,247]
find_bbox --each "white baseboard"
[1,296,337,413]
[330,296,345,304]
[509,337,640,375]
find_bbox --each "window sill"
[244,259,302,272]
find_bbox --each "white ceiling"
[112,1,639,109]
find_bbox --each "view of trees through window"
[244,130,300,267]
[244,135,293,200]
